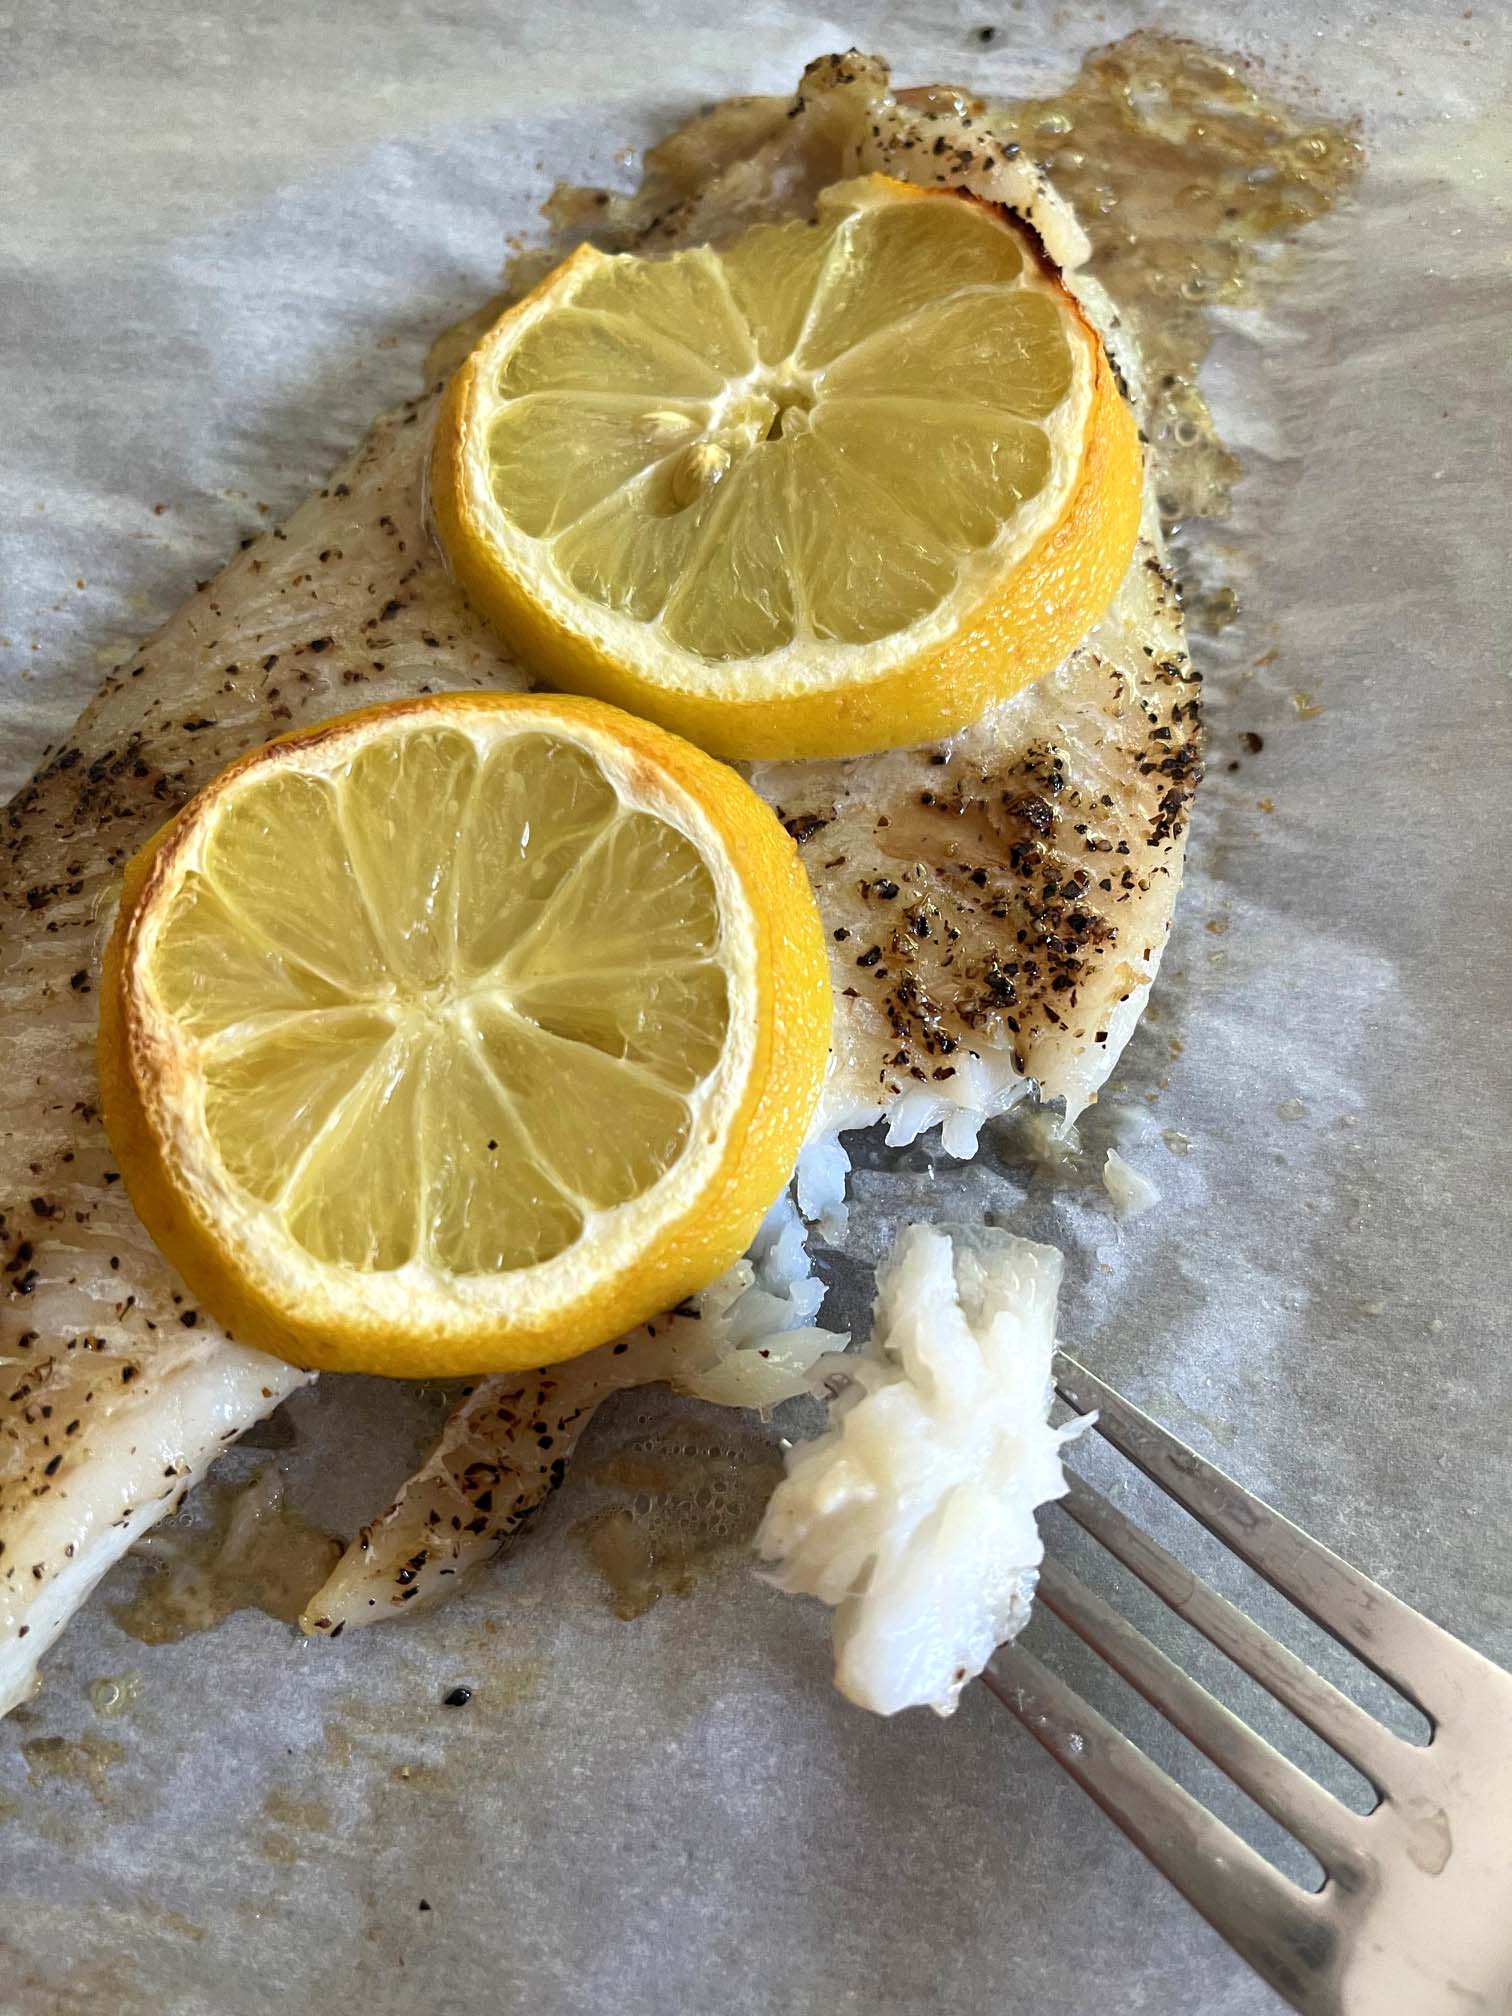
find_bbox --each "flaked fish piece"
[756,1221,1088,1717]
[302,1200,838,1633]
[2,50,1196,1706]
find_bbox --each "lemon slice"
[433,173,1141,760]
[98,694,831,1378]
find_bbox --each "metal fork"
[986,1353,1512,2016]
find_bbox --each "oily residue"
[111,1468,339,1646]
[321,1649,545,1776]
[21,1729,126,1806]
[528,31,1360,536]
[87,1669,144,1719]
[577,1414,783,1622]
[262,1786,333,1833]
[982,32,1363,524]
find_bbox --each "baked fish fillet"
[0,51,1198,1709]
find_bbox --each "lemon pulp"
[481,183,1072,659]
[148,726,730,1276]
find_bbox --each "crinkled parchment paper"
[2,2,1509,2012]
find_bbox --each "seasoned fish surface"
[1,51,1198,1708]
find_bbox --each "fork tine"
[1057,1475,1404,1791]
[1035,1553,1364,1869]
[985,1641,1338,2015]
[1053,1352,1447,1720]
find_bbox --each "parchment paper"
[2,3,1510,2013]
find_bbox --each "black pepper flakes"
[782,812,829,844]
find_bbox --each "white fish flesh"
[756,1221,1088,1716]
[0,51,1197,1710]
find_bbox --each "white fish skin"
[1,50,1198,1706]
[771,521,1193,1167]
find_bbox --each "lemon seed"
[671,441,730,508]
